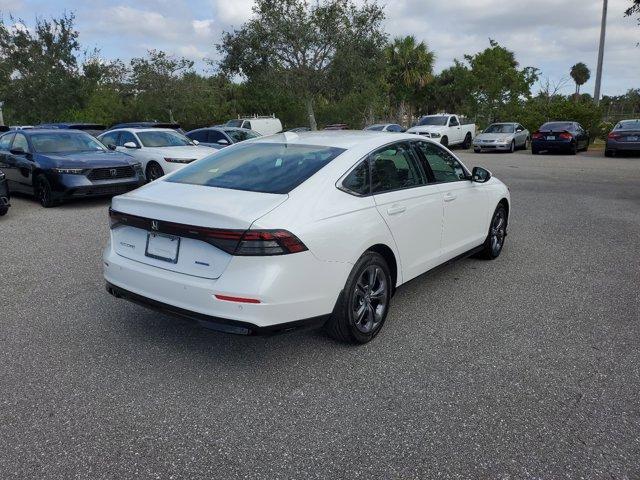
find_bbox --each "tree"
[464,39,538,123]
[570,63,591,97]
[385,36,435,123]
[422,60,474,116]
[626,0,640,23]
[0,13,84,123]
[217,0,386,130]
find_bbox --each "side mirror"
[217,139,230,145]
[471,166,492,183]
[516,128,523,133]
[192,139,199,145]
[123,141,138,149]
[10,147,26,155]
[107,144,116,151]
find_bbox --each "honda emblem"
[110,169,117,177]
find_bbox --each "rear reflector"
[608,132,621,139]
[214,294,261,304]
[109,209,308,256]
[559,132,573,140]
[532,131,543,139]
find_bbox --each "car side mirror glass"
[10,147,26,155]
[472,166,492,183]
[192,139,199,145]
[217,139,230,145]
[516,128,523,132]
[123,142,138,149]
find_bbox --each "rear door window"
[0,133,15,151]
[370,143,426,193]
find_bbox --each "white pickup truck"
[407,114,476,148]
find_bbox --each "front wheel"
[523,137,530,150]
[145,162,165,182]
[0,206,7,216]
[36,175,57,208]
[476,205,507,260]
[440,136,449,148]
[324,252,392,344]
[509,140,515,153]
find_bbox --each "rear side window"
[100,132,119,147]
[341,161,370,196]
[187,130,208,142]
[371,143,426,193]
[0,133,15,150]
[167,143,345,194]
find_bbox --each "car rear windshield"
[224,129,260,142]
[31,132,106,153]
[166,143,345,194]
[484,124,514,133]
[418,116,448,126]
[225,120,244,128]
[137,131,193,147]
[615,120,640,131]
[365,125,385,131]
[541,122,574,131]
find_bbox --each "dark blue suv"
[0,129,145,207]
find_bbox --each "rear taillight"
[532,131,543,139]
[108,209,307,256]
[559,132,573,140]
[608,132,621,139]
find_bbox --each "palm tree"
[570,62,591,98]
[385,36,435,123]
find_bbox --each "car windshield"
[224,129,260,143]
[225,120,244,128]
[615,120,640,131]
[484,124,515,133]
[31,132,106,153]
[136,131,193,147]
[418,116,448,126]
[365,125,385,131]
[167,143,345,194]
[541,122,574,131]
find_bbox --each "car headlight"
[164,158,196,164]
[430,132,441,138]
[53,168,85,174]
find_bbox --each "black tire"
[569,142,577,155]
[35,175,56,208]
[605,149,614,157]
[582,141,589,152]
[508,140,515,153]
[474,147,481,153]
[145,162,165,182]
[476,205,508,260]
[0,206,7,216]
[440,136,449,148]
[324,252,392,344]
[462,133,472,149]
[523,137,530,150]
[532,146,540,155]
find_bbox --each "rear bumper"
[106,282,329,335]
[531,139,573,151]
[606,140,640,152]
[103,242,351,329]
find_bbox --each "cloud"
[211,0,254,26]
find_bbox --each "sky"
[0,0,639,96]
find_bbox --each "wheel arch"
[366,243,398,292]
[498,197,510,221]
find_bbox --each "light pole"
[594,0,608,105]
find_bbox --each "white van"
[225,116,283,136]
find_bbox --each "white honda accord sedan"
[104,131,510,343]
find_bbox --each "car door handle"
[387,205,406,215]
[443,193,457,202]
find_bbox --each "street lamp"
[594,0,608,105]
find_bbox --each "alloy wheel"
[146,164,164,182]
[490,210,506,255]
[351,265,388,334]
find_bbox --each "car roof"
[19,128,91,135]
[104,127,177,134]
[250,130,420,149]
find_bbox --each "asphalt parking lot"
[1,149,639,479]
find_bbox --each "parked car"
[107,122,184,133]
[0,126,8,133]
[36,123,106,137]
[10,125,34,130]
[531,121,589,155]
[364,123,405,133]
[0,129,145,207]
[225,116,282,136]
[473,122,529,153]
[407,114,476,148]
[288,127,311,133]
[104,132,510,344]
[98,128,216,182]
[0,169,10,216]
[324,124,349,130]
[186,127,261,149]
[605,119,640,157]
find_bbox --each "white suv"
[98,128,217,181]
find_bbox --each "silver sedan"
[473,122,529,153]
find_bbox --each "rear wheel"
[145,162,165,182]
[440,136,449,148]
[569,142,577,155]
[0,206,7,216]
[462,133,472,149]
[325,252,392,344]
[35,175,56,208]
[605,149,614,157]
[476,205,507,260]
[532,146,540,155]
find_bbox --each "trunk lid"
[110,181,288,279]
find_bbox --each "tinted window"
[117,131,139,147]
[417,142,468,183]
[342,161,370,196]
[449,117,459,127]
[207,130,227,143]
[541,122,574,132]
[387,124,403,132]
[485,124,515,133]
[100,131,119,147]
[30,132,106,153]
[224,129,260,143]
[371,143,426,193]
[137,130,191,147]
[615,120,640,131]
[11,133,29,152]
[0,133,15,150]
[418,116,448,126]
[243,121,252,130]
[226,120,243,128]
[187,130,208,142]
[365,125,385,131]
[167,143,345,194]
